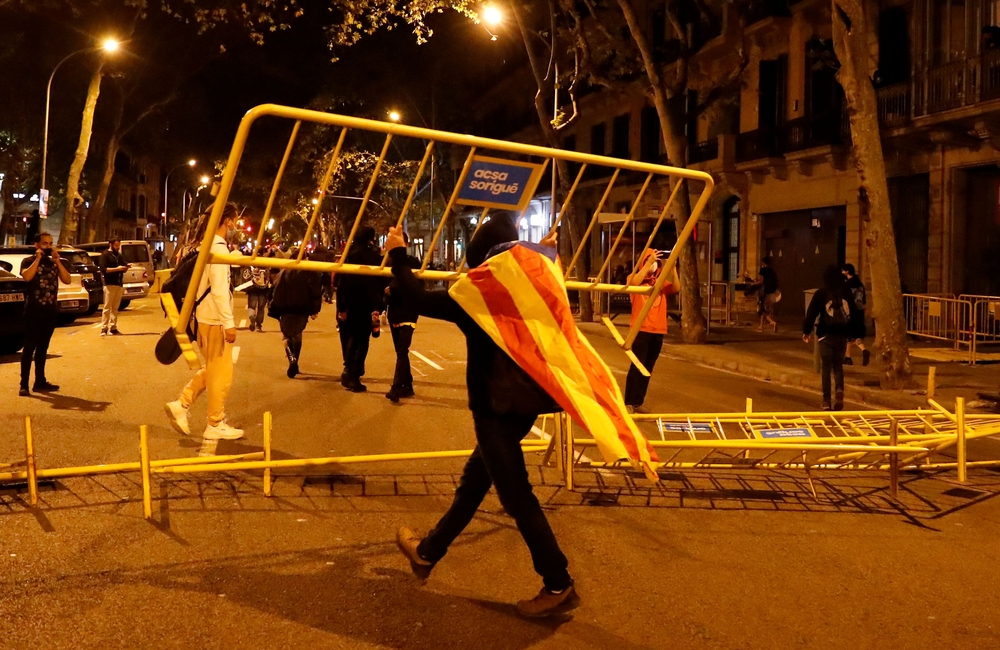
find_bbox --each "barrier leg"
[554,414,564,476]
[564,414,574,492]
[889,418,899,500]
[140,425,152,519]
[263,412,273,497]
[927,366,936,401]
[24,417,38,506]
[746,398,753,413]
[957,398,967,483]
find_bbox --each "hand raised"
[384,225,407,252]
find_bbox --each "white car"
[0,248,91,321]
[82,245,151,308]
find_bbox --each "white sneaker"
[165,401,190,435]
[204,421,244,441]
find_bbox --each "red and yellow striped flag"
[449,242,660,480]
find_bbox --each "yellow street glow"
[200,175,211,185]
[482,5,503,27]
[102,38,120,53]
[187,159,196,166]
[388,110,401,122]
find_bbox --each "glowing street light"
[187,159,196,167]
[481,4,503,27]
[388,110,402,123]
[200,175,211,186]
[102,38,120,53]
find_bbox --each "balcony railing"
[876,49,1000,125]
[781,112,849,153]
[736,127,779,163]
[689,139,719,164]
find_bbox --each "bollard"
[263,412,273,497]
[140,425,152,519]
[746,398,753,414]
[888,418,899,500]
[927,366,937,401]
[956,397,967,483]
[24,417,38,506]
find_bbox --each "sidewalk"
[581,319,1000,411]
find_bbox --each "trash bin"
[804,289,820,373]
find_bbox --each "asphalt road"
[1,295,999,649]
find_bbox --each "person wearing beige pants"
[180,323,233,426]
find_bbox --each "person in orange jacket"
[624,249,680,413]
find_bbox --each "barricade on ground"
[4,399,999,518]
[173,104,714,376]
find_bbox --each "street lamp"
[41,37,120,194]
[164,159,197,236]
[481,5,503,28]
[388,110,402,123]
[200,175,211,186]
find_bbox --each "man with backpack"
[164,203,244,449]
[842,263,870,366]
[268,253,324,378]
[803,265,861,411]
[245,262,271,333]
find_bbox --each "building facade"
[106,148,162,241]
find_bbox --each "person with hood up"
[803,264,861,411]
[387,215,579,619]
[384,231,422,403]
[623,249,680,413]
[268,254,324,378]
[336,226,386,392]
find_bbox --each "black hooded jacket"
[389,215,560,416]
[386,253,422,325]
[268,268,323,318]
[335,226,386,316]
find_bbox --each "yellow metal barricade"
[174,104,715,373]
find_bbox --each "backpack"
[250,267,269,289]
[850,284,866,311]
[822,297,851,328]
[161,249,211,338]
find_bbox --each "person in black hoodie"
[268,257,323,378]
[336,226,386,392]
[803,265,861,411]
[388,216,578,619]
[384,231,422,403]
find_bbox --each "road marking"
[232,346,241,364]
[239,319,247,329]
[412,350,443,370]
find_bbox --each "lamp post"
[164,159,196,236]
[41,37,120,194]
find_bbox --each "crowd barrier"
[5,399,1000,517]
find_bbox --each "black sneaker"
[516,585,581,618]
[33,382,59,392]
[18,387,29,397]
[340,371,351,388]
[110,328,121,336]
[862,349,871,366]
[287,361,299,379]
[347,379,367,393]
[397,385,415,398]
[386,388,401,403]
[843,357,854,366]
[822,401,832,411]
[248,323,255,332]
[834,391,844,411]
[395,527,434,580]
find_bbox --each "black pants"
[820,336,847,402]
[21,310,58,389]
[343,314,372,380]
[280,314,309,360]
[390,324,414,389]
[624,331,664,407]
[418,412,571,591]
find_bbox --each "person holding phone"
[624,249,680,413]
[99,238,130,336]
[18,232,71,396]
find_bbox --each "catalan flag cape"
[449,242,660,480]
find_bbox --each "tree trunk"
[617,0,707,343]
[85,93,125,243]
[832,0,912,388]
[60,63,104,245]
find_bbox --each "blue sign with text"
[661,422,714,433]
[457,156,544,211]
[759,428,813,439]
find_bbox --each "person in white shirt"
[165,204,244,450]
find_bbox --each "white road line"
[232,346,241,364]
[412,350,443,370]
[238,319,247,329]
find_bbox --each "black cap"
[466,214,518,268]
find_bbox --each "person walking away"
[388,217,579,618]
[385,232,422,403]
[268,257,323,378]
[99,238,130,336]
[336,226,385,392]
[751,257,780,332]
[245,262,271,332]
[803,265,860,411]
[623,249,680,413]
[165,203,244,452]
[842,263,870,366]
[18,232,71,396]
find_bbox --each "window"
[612,114,631,158]
[590,123,606,155]
[640,106,661,163]
[722,197,741,281]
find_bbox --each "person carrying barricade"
[384,231,422,403]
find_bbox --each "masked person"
[18,232,71,396]
[388,216,579,619]
[384,232,422,403]
[623,249,680,413]
[268,254,323,378]
[336,226,385,392]
[165,204,244,451]
[245,261,271,333]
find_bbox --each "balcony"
[735,127,780,163]
[876,49,1000,126]
[780,112,850,153]
[688,139,719,164]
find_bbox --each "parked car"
[80,240,152,307]
[58,246,104,315]
[0,267,27,354]
[0,247,90,322]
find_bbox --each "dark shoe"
[516,585,581,618]
[100,329,108,337]
[248,323,255,332]
[834,391,844,411]
[396,527,434,580]
[110,328,121,336]
[843,357,854,366]
[822,401,832,411]
[397,385,415,399]
[862,349,871,367]
[33,382,59,392]
[287,361,299,379]
[347,379,367,393]
[340,371,350,388]
[386,388,401,403]
[19,387,29,397]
